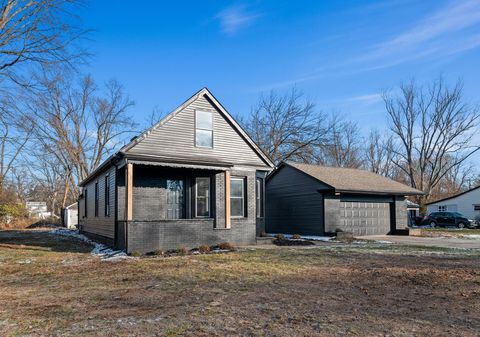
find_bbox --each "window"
[230,177,245,217]
[195,110,213,148]
[104,175,110,217]
[195,177,210,217]
[474,205,480,211]
[84,188,88,218]
[438,205,446,212]
[256,178,264,218]
[94,182,99,217]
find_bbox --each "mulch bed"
[273,238,315,246]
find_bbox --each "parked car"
[423,212,472,228]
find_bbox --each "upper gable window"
[195,111,213,148]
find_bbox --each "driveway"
[362,235,480,249]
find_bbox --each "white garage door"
[339,201,391,236]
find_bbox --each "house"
[426,186,480,220]
[406,199,420,226]
[25,201,51,219]
[266,162,423,236]
[78,88,274,253]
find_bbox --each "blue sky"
[79,0,480,133]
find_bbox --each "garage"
[339,201,390,236]
[266,162,423,236]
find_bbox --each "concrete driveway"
[362,235,480,249]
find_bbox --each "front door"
[166,179,185,219]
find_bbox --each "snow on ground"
[461,234,480,239]
[49,228,130,261]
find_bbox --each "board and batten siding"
[126,94,267,167]
[266,165,330,235]
[79,165,116,240]
[427,188,480,220]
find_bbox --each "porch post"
[126,163,133,221]
[225,170,231,228]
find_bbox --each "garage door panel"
[339,201,390,236]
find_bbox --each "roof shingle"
[287,162,423,195]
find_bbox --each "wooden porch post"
[225,170,231,228]
[126,163,133,221]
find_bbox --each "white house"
[426,186,480,220]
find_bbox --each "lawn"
[0,230,479,336]
[422,228,480,236]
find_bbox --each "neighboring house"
[266,162,423,236]
[25,201,51,219]
[78,88,274,253]
[63,203,78,229]
[426,186,480,220]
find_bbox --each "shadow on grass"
[0,230,93,253]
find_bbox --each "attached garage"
[266,162,423,236]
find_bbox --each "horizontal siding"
[127,94,268,167]
[266,166,330,235]
[427,189,480,219]
[79,165,116,239]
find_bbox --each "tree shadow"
[0,230,94,253]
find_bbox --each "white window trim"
[256,178,264,218]
[195,110,214,149]
[230,177,245,218]
[195,177,210,218]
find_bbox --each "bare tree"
[0,0,86,84]
[384,78,480,203]
[364,129,398,178]
[244,87,327,164]
[316,117,362,168]
[20,68,135,196]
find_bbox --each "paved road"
[362,235,480,249]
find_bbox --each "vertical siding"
[79,165,116,239]
[127,94,268,167]
[266,166,329,235]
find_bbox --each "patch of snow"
[49,228,131,261]
[461,234,480,239]
[374,240,394,244]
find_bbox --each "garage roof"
[284,162,423,195]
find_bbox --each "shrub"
[274,233,285,240]
[130,251,141,257]
[218,242,235,251]
[177,247,188,255]
[198,245,210,253]
[0,203,27,219]
[153,249,164,256]
[292,234,301,239]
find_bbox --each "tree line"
[0,0,479,223]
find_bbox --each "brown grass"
[0,230,479,336]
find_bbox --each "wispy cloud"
[345,93,383,105]
[216,5,260,36]
[260,0,480,90]
[361,0,480,62]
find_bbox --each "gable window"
[195,110,213,148]
[94,182,99,217]
[231,177,245,217]
[256,178,264,218]
[195,177,210,217]
[104,175,110,217]
[84,188,88,218]
[438,205,446,212]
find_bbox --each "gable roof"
[119,87,274,168]
[425,185,480,205]
[275,162,423,195]
[79,88,273,187]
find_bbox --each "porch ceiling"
[128,159,232,171]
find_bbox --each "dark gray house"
[266,162,423,236]
[78,88,274,253]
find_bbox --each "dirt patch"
[0,230,479,336]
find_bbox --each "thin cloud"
[216,5,260,36]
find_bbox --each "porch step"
[256,236,275,245]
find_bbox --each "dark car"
[424,212,471,228]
